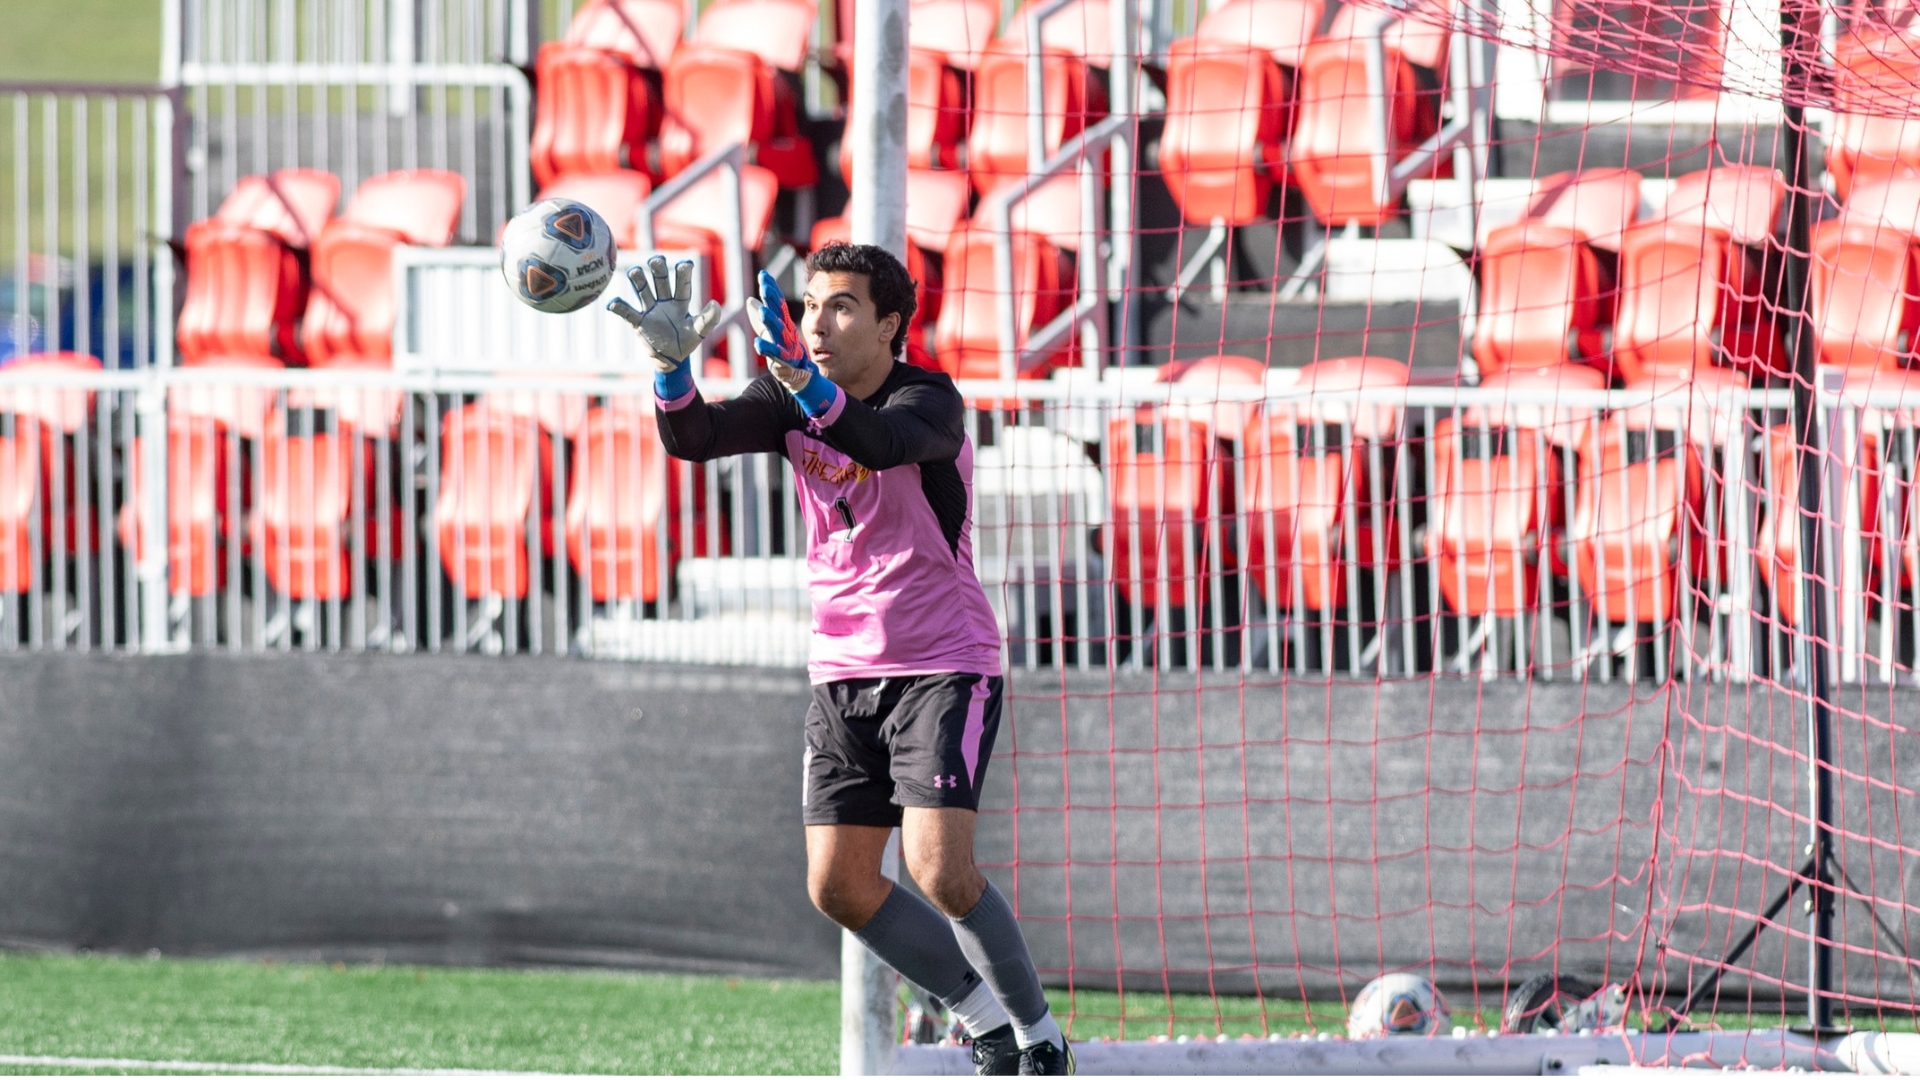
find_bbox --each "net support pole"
[841,0,910,1070]
[1777,11,1837,1033]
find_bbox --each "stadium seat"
[932,227,1074,380]
[1568,393,1709,629]
[1325,0,1451,70]
[693,0,819,74]
[1431,365,1605,618]
[1195,0,1324,70]
[0,353,102,591]
[1810,215,1920,374]
[175,218,309,366]
[531,42,662,187]
[1288,35,1439,227]
[1105,409,1226,611]
[117,354,280,598]
[999,0,1112,68]
[1612,219,1782,382]
[563,0,685,68]
[659,44,817,190]
[1472,221,1611,377]
[966,42,1107,196]
[1520,168,1644,252]
[1242,356,1408,613]
[1162,352,1268,444]
[250,398,400,602]
[1660,165,1785,248]
[303,170,466,368]
[567,403,675,604]
[212,168,341,249]
[1158,39,1291,233]
[434,403,556,602]
[1826,28,1920,202]
[909,0,999,71]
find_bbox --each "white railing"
[0,365,1914,686]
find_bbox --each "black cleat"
[969,1024,1021,1076]
[1018,1038,1075,1076]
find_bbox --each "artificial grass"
[0,0,160,85]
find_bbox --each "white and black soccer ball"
[1347,973,1451,1038]
[500,197,617,313]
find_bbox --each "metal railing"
[1,365,1915,686]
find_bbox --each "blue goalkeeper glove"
[747,270,838,417]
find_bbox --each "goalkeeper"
[608,245,1072,1076]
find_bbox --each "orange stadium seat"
[932,228,1073,380]
[694,0,818,74]
[1612,218,1781,382]
[176,219,309,366]
[250,397,401,602]
[1106,410,1227,615]
[1431,365,1605,619]
[1568,395,1709,629]
[564,0,685,68]
[1242,356,1407,613]
[909,0,999,71]
[118,354,279,599]
[1811,215,1920,374]
[303,170,465,368]
[966,42,1106,196]
[1288,35,1439,227]
[1196,0,1323,69]
[212,168,341,249]
[1162,353,1269,444]
[434,403,557,602]
[1473,222,1612,377]
[659,44,818,190]
[567,404,675,604]
[1520,168,1643,252]
[1158,39,1291,228]
[531,42,662,186]
[538,170,654,242]
[1826,28,1920,202]
[0,353,102,592]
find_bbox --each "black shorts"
[802,672,1005,827]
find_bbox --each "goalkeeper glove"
[607,256,723,400]
[747,270,838,418]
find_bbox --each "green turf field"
[0,0,159,85]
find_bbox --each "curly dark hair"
[805,241,918,359]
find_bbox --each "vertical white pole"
[840,833,902,1076]
[843,0,910,1069]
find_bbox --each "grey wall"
[2,655,1914,1007]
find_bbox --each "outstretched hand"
[747,270,817,392]
[607,256,723,373]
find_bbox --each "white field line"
[0,1054,568,1076]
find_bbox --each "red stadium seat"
[213,168,341,249]
[1288,35,1440,227]
[932,228,1073,380]
[531,42,662,187]
[117,355,280,598]
[564,0,685,68]
[176,219,309,366]
[567,404,674,604]
[1242,356,1408,613]
[1472,221,1612,377]
[0,353,102,591]
[434,404,556,601]
[303,170,465,368]
[999,0,1112,67]
[694,0,818,73]
[1195,0,1324,69]
[1612,219,1781,382]
[1810,215,1920,374]
[250,399,399,602]
[966,42,1106,196]
[1431,365,1605,619]
[909,0,998,71]
[1826,28,1920,202]
[1158,39,1291,228]
[1326,0,1450,70]
[660,44,817,189]
[1661,165,1785,248]
[1521,168,1643,252]
[1106,410,1227,609]
[1163,352,1268,444]
[1568,402,1708,629]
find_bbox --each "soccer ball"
[500,198,617,313]
[1347,973,1450,1038]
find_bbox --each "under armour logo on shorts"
[933,775,960,789]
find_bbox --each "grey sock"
[852,883,988,1008]
[949,882,1050,1030]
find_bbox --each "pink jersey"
[657,365,1004,683]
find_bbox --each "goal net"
[873,0,1920,1067]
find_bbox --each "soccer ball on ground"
[1347,973,1451,1038]
[500,198,617,313]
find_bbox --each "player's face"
[801,271,900,388]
